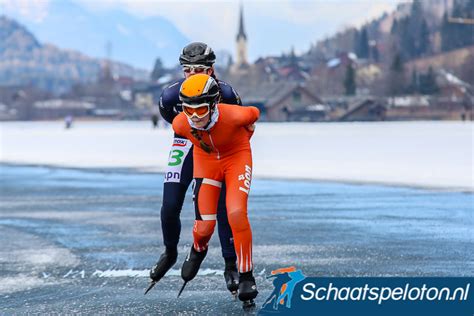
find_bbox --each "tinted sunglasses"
[183,65,210,74]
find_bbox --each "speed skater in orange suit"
[172,74,259,305]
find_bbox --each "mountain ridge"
[0,15,149,95]
[3,0,190,68]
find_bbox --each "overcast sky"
[2,0,409,61]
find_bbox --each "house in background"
[237,82,324,121]
[338,99,386,121]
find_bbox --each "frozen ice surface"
[0,164,472,314]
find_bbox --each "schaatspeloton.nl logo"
[259,268,472,316]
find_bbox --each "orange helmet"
[179,74,220,107]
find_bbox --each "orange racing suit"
[172,103,260,273]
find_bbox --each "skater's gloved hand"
[245,124,256,138]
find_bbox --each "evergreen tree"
[227,55,233,69]
[392,0,432,59]
[150,58,164,82]
[411,0,423,18]
[344,63,356,96]
[410,68,419,94]
[409,0,424,57]
[358,27,370,59]
[371,44,380,63]
[353,29,360,55]
[419,67,439,95]
[391,18,399,35]
[441,13,453,51]
[418,19,430,56]
[387,52,406,95]
[399,17,410,58]
[289,46,298,67]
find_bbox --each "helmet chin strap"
[202,106,216,129]
[202,117,212,130]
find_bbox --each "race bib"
[164,137,192,183]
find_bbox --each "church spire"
[234,3,249,70]
[237,4,247,41]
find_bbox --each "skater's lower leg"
[149,246,178,281]
[151,183,187,282]
[180,219,215,282]
[224,256,239,294]
[181,245,208,282]
[225,207,257,302]
[238,270,258,302]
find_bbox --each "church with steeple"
[236,5,248,67]
[231,5,250,73]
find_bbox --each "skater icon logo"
[261,267,306,312]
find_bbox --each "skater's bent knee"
[194,220,216,237]
[227,208,250,232]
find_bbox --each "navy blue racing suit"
[158,77,242,260]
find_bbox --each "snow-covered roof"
[391,96,430,107]
[348,52,357,60]
[306,104,329,111]
[436,69,470,89]
[327,58,341,68]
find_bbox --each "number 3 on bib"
[168,149,184,166]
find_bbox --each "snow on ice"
[1,120,472,191]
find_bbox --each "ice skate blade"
[242,299,256,311]
[144,281,157,295]
[177,281,188,298]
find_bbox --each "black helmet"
[179,42,216,66]
[179,74,220,106]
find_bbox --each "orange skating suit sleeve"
[173,104,260,273]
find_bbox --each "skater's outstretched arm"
[233,106,260,127]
